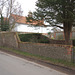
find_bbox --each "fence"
[49,39,72,45]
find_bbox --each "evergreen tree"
[33,0,75,44]
[1,14,9,31]
[1,14,4,31]
[3,18,9,31]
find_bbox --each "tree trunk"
[64,23,72,45]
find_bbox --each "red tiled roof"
[10,14,27,24]
[10,14,44,26]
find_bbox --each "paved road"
[0,51,67,75]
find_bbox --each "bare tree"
[3,0,23,31]
[0,0,8,15]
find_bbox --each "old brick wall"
[18,42,72,61]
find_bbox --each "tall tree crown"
[35,0,75,27]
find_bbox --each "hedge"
[18,33,50,43]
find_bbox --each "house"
[9,14,44,32]
[53,28,75,40]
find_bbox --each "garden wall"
[18,42,72,61]
[0,32,73,62]
[0,32,18,48]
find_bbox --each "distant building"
[53,28,75,40]
[9,14,44,31]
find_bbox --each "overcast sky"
[17,0,37,16]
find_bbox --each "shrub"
[18,33,50,43]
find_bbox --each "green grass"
[0,46,75,68]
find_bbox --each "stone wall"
[0,32,73,62]
[18,42,72,61]
[0,32,18,48]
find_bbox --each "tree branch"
[52,25,64,29]
[43,25,64,29]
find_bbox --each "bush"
[18,33,50,43]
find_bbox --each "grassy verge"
[0,46,75,69]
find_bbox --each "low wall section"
[0,32,18,48]
[19,42,72,61]
[0,32,73,62]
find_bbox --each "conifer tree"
[33,0,75,44]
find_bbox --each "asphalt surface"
[0,51,68,75]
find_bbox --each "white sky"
[17,0,37,16]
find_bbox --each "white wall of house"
[13,23,52,33]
